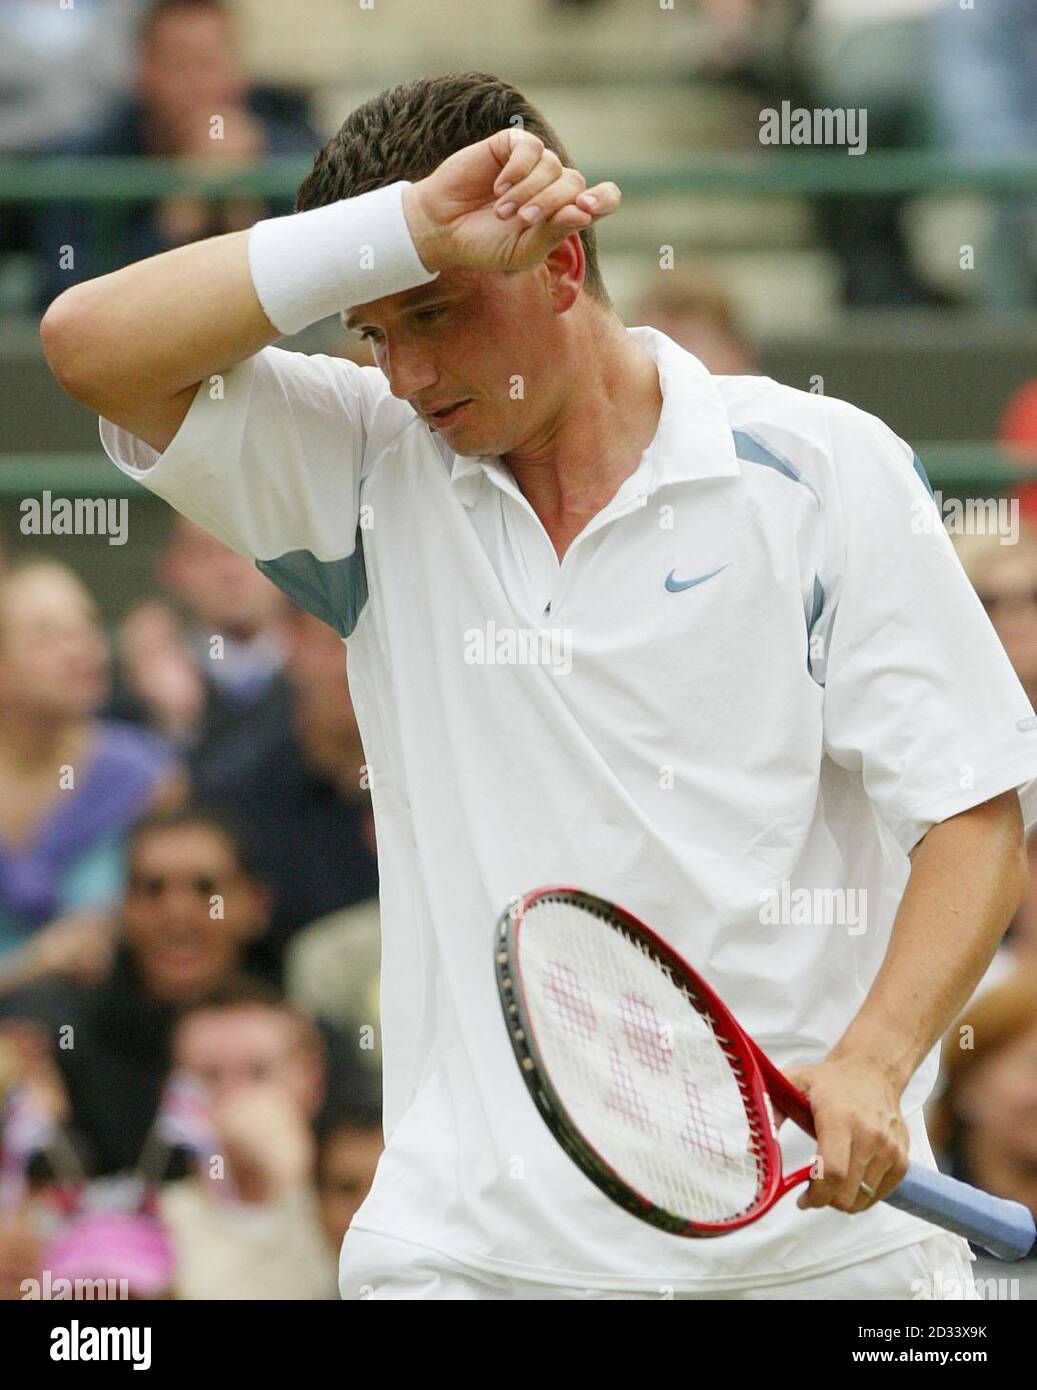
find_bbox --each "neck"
[0,709,86,770]
[503,311,663,548]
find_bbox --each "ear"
[541,231,586,315]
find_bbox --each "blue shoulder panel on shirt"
[807,573,827,685]
[256,528,369,639]
[912,450,936,500]
[732,429,820,506]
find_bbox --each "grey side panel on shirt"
[255,527,369,639]
[732,428,828,683]
[731,428,821,507]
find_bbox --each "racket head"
[495,886,791,1238]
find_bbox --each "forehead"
[344,267,491,330]
[0,572,95,632]
[131,823,236,870]
[178,1007,291,1059]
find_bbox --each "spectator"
[0,1205,43,1302]
[929,969,1037,1230]
[1000,380,1037,528]
[158,983,341,1298]
[0,1020,73,1299]
[0,0,135,155]
[42,1206,176,1300]
[804,0,951,307]
[35,0,320,308]
[0,561,184,983]
[110,515,292,770]
[0,805,373,1179]
[0,806,271,1176]
[954,527,1037,993]
[629,270,758,374]
[954,525,1037,715]
[196,609,378,983]
[316,1115,383,1255]
[930,0,1037,312]
[285,896,381,1079]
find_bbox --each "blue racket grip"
[884,1162,1036,1260]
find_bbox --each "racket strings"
[517,895,773,1226]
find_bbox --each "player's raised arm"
[40,229,275,453]
[38,128,619,454]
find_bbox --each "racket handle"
[885,1163,1036,1261]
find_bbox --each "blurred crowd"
[0,540,381,1299]
[3,0,1037,1300]
[1,0,1037,313]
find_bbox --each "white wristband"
[247,180,439,336]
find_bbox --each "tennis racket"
[494,886,1036,1261]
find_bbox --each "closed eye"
[356,305,447,341]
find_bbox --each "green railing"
[4,151,1037,202]
[5,153,1037,501]
[3,447,1037,498]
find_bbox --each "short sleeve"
[817,399,1037,855]
[99,347,397,637]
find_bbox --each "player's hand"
[781,1057,910,1215]
[402,128,620,275]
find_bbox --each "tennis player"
[42,73,1037,1300]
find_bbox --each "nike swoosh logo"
[665,563,731,593]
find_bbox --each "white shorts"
[339,1227,979,1301]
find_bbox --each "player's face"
[348,267,568,459]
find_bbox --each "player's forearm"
[40,230,274,416]
[828,789,1028,1093]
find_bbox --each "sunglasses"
[128,874,237,898]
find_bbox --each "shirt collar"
[446,326,741,508]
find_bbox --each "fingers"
[519,169,588,229]
[491,128,547,198]
[490,130,621,231]
[800,1121,908,1214]
[495,146,568,220]
[573,181,622,221]
[847,1144,909,1215]
[798,1106,852,1211]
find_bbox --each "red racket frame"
[495,885,819,1238]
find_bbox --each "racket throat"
[778,1163,816,1202]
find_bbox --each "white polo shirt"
[100,260,1037,1293]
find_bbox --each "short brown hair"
[138,0,229,45]
[295,71,609,305]
[175,977,324,1056]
